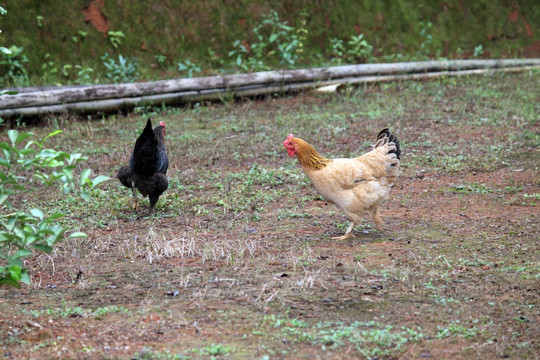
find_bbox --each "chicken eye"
[289,142,293,145]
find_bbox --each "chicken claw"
[331,233,353,241]
[331,222,355,240]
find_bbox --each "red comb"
[283,134,294,145]
[159,121,166,128]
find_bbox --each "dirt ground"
[1,72,539,359]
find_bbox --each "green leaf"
[48,213,65,221]
[80,168,91,186]
[0,194,8,205]
[0,278,21,288]
[0,47,12,55]
[33,244,53,253]
[42,130,63,144]
[30,208,44,220]
[16,132,32,145]
[7,256,23,267]
[8,130,19,147]
[19,148,36,156]
[20,270,31,285]
[0,142,14,151]
[68,232,87,239]
[11,249,32,260]
[80,192,90,202]
[91,175,109,188]
[9,265,22,282]
[21,269,30,285]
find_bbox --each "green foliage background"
[0,0,538,85]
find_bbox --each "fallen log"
[0,59,539,117]
[1,65,537,118]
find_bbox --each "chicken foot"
[332,221,355,240]
[332,208,385,240]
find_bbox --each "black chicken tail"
[376,128,401,160]
[132,119,159,175]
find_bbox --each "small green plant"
[418,21,434,58]
[0,45,29,87]
[40,53,59,82]
[346,34,374,62]
[154,54,167,68]
[330,38,346,63]
[0,130,109,288]
[91,306,130,316]
[229,40,264,71]
[74,65,94,85]
[195,343,231,356]
[61,64,72,77]
[330,34,373,64]
[101,53,139,83]
[450,183,495,194]
[229,9,299,71]
[0,7,27,87]
[135,348,189,360]
[177,59,201,78]
[36,15,43,28]
[473,45,483,58]
[107,30,125,49]
[523,193,539,200]
[72,30,88,43]
[436,320,480,339]
[262,316,424,358]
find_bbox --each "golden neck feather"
[293,137,329,170]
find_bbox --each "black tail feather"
[376,128,401,160]
[132,119,159,175]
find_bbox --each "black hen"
[117,119,169,215]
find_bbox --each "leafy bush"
[0,129,108,288]
[0,7,28,87]
[101,53,139,83]
[74,64,94,85]
[177,59,201,78]
[229,10,299,71]
[0,45,29,87]
[330,34,373,65]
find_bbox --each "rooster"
[117,119,169,215]
[283,128,400,240]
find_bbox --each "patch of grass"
[261,315,424,359]
[195,343,232,356]
[23,306,130,318]
[436,320,481,339]
[135,348,189,360]
[523,193,539,200]
[450,183,495,194]
[448,182,524,196]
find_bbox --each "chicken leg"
[332,221,356,240]
[131,180,140,211]
[371,207,384,231]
